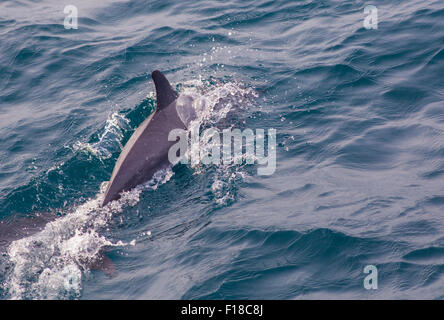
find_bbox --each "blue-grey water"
[0,0,443,299]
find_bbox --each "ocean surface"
[0,0,443,299]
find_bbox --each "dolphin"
[0,71,194,279]
[102,70,196,207]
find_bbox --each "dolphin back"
[101,70,194,207]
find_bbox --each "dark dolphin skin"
[102,70,196,206]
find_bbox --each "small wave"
[71,112,130,160]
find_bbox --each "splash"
[179,78,258,205]
[181,79,257,125]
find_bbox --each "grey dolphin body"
[102,70,196,207]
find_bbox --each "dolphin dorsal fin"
[152,70,178,110]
